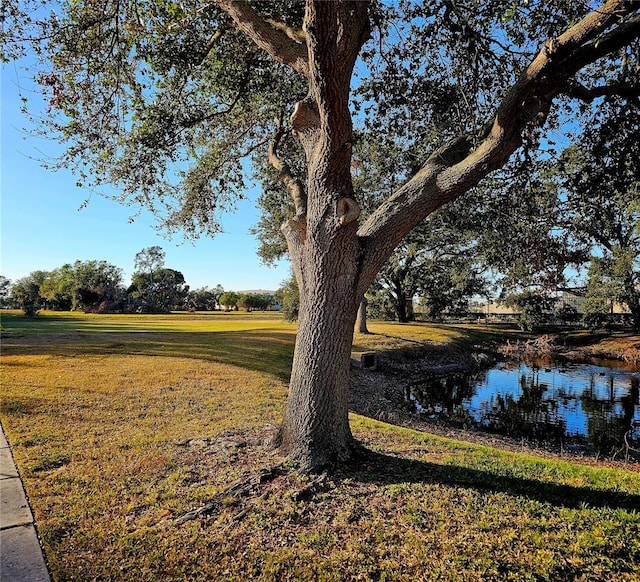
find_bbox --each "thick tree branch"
[300,1,370,220]
[266,18,306,43]
[212,0,308,77]
[356,0,640,296]
[564,13,640,68]
[268,116,307,217]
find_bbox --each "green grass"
[1,310,297,380]
[1,311,640,580]
[0,309,285,333]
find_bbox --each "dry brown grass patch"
[2,317,640,580]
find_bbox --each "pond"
[406,358,640,460]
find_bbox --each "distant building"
[469,298,519,322]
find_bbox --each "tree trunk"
[272,2,370,472]
[393,278,408,323]
[622,276,640,331]
[274,218,361,471]
[396,297,408,323]
[274,282,360,471]
[355,297,369,334]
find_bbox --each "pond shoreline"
[349,338,640,470]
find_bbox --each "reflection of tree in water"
[582,375,640,459]
[480,369,566,442]
[408,362,640,458]
[407,372,480,426]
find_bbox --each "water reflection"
[406,360,640,459]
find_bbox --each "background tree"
[129,267,189,313]
[74,260,124,311]
[5,0,640,471]
[238,292,274,311]
[557,99,640,329]
[418,258,486,321]
[0,276,11,308]
[581,258,621,330]
[212,284,225,310]
[365,289,396,321]
[134,246,165,282]
[466,95,640,329]
[219,291,240,311]
[185,285,224,311]
[370,210,486,322]
[40,260,124,311]
[276,274,300,322]
[11,271,49,316]
[39,264,75,310]
[449,152,587,307]
[502,290,559,332]
[237,293,252,311]
[130,246,167,311]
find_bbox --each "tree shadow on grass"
[340,448,640,512]
[352,330,485,364]
[0,330,296,381]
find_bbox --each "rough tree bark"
[215,0,640,472]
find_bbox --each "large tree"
[4,0,640,471]
[40,259,123,310]
[11,270,49,314]
[129,267,189,312]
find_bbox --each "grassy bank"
[1,311,639,580]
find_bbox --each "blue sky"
[1,62,290,292]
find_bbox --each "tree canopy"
[129,246,188,311]
[39,259,123,310]
[4,1,637,244]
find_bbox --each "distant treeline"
[0,247,280,316]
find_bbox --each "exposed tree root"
[292,471,329,502]
[174,464,337,526]
[174,464,284,525]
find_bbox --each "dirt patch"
[349,341,488,420]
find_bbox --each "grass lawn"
[1,310,639,581]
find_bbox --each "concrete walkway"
[1,423,51,581]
